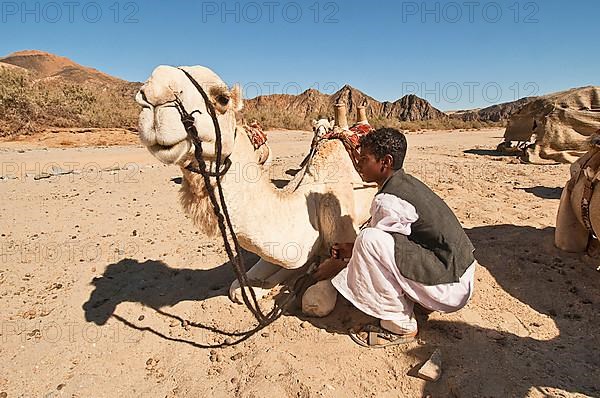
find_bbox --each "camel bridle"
[314,124,329,137]
[172,68,233,178]
[170,68,315,342]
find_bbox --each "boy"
[314,128,477,348]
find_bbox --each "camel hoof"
[302,280,337,317]
[228,280,271,304]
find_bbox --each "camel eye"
[216,95,230,106]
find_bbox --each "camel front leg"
[228,258,300,304]
[555,185,589,252]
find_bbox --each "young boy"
[314,128,477,348]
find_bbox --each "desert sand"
[1,128,598,397]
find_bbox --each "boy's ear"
[383,154,395,168]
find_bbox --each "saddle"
[321,123,375,169]
[242,121,270,165]
[291,123,375,192]
[243,121,268,149]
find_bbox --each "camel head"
[311,117,334,139]
[136,65,242,166]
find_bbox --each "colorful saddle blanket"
[323,123,374,149]
[320,123,375,169]
[242,121,268,150]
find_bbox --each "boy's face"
[357,146,387,184]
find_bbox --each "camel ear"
[230,84,243,112]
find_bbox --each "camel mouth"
[147,139,192,165]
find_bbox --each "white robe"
[331,193,476,331]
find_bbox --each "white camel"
[301,104,369,169]
[135,65,377,316]
[309,103,369,142]
[312,117,334,140]
[298,118,335,169]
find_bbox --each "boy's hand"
[330,242,354,260]
[314,258,347,281]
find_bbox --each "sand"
[1,128,598,397]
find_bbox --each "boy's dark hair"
[359,128,407,170]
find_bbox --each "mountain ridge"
[0,49,534,135]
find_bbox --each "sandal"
[350,324,417,348]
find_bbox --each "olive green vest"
[379,170,475,285]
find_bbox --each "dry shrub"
[241,108,309,130]
[0,68,139,137]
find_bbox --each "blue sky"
[0,0,598,110]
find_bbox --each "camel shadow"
[515,186,563,199]
[83,251,259,326]
[83,187,364,346]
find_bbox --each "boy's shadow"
[294,224,599,397]
[406,224,599,397]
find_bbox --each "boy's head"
[357,128,407,184]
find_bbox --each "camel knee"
[302,280,337,317]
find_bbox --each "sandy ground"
[0,128,599,397]
[0,128,139,149]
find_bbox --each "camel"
[300,105,372,169]
[555,133,600,257]
[312,117,334,139]
[135,65,377,316]
[308,104,368,141]
[298,118,334,169]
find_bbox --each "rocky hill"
[0,50,128,86]
[450,97,533,123]
[0,50,141,136]
[242,84,449,129]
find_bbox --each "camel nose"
[136,89,152,108]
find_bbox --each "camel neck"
[204,131,319,268]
